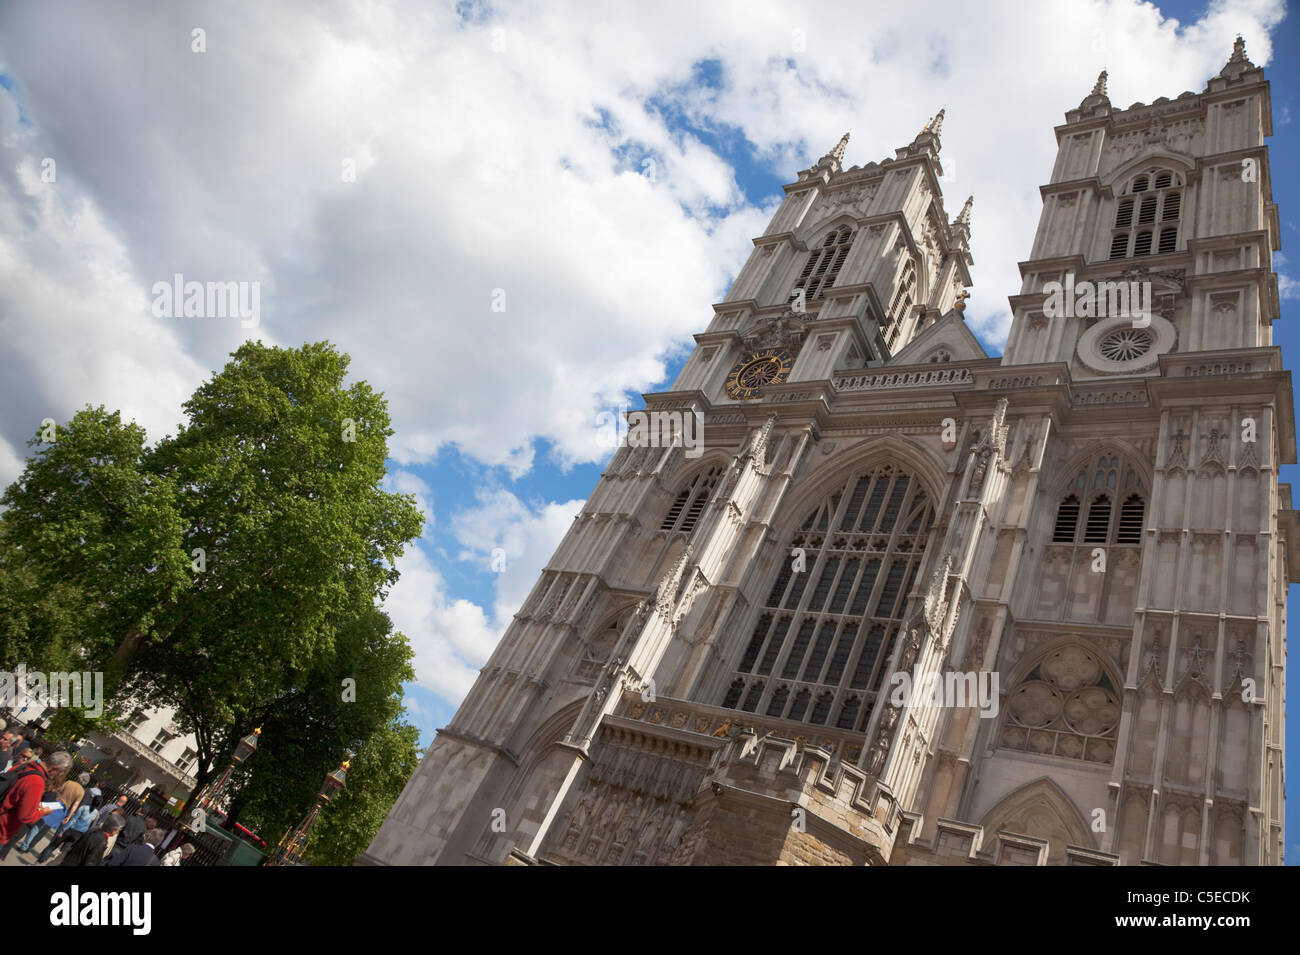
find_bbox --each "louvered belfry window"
[1110,168,1182,260]
[661,466,724,534]
[725,463,934,730]
[794,227,855,302]
[1050,454,1146,548]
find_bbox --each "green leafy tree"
[0,342,425,810]
[213,606,416,841]
[0,408,190,679]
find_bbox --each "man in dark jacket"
[60,814,124,867]
[119,810,155,847]
[105,827,164,867]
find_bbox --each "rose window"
[1098,327,1152,362]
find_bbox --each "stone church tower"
[361,39,1290,866]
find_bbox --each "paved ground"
[0,839,60,867]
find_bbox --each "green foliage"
[0,342,426,859]
[222,607,416,844]
[303,718,421,866]
[0,408,190,677]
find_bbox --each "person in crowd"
[0,731,13,773]
[0,750,71,858]
[11,745,43,767]
[105,827,165,866]
[96,794,128,826]
[18,766,86,861]
[36,796,97,865]
[59,814,124,867]
[120,810,156,847]
[161,842,196,867]
[8,734,29,765]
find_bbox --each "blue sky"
[0,0,1294,861]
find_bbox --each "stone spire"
[951,195,973,245]
[920,108,945,139]
[813,130,850,173]
[956,194,973,226]
[898,109,944,161]
[1218,35,1256,78]
[829,130,850,163]
[1078,69,1111,111]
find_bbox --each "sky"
[0,0,1296,860]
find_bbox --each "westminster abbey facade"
[362,39,1289,866]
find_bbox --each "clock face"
[724,348,795,399]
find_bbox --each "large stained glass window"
[723,463,934,730]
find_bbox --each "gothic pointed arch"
[720,441,941,727]
[795,211,861,250]
[977,777,1096,863]
[472,698,588,861]
[773,435,947,542]
[1050,440,1153,498]
[997,637,1121,765]
[791,218,859,303]
[572,603,640,683]
[1101,153,1194,191]
[658,456,729,536]
[1046,444,1149,549]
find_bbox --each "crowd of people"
[0,721,198,867]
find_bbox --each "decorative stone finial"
[1091,70,1108,97]
[814,130,851,170]
[956,195,973,226]
[830,130,850,162]
[1218,35,1256,79]
[920,108,945,138]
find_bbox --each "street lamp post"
[267,757,349,866]
[182,727,261,832]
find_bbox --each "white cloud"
[0,0,1288,715]
[383,542,498,701]
[0,0,1282,482]
[1273,252,1299,301]
[382,486,581,703]
[451,486,586,625]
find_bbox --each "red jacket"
[0,763,48,844]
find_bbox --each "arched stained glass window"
[722,462,934,729]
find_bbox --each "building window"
[178,748,199,775]
[794,226,855,301]
[724,462,934,728]
[149,729,174,754]
[1049,454,1146,547]
[999,644,1120,763]
[661,465,724,535]
[1098,326,1153,362]
[883,261,917,351]
[1051,495,1081,542]
[126,709,148,733]
[1110,169,1182,259]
